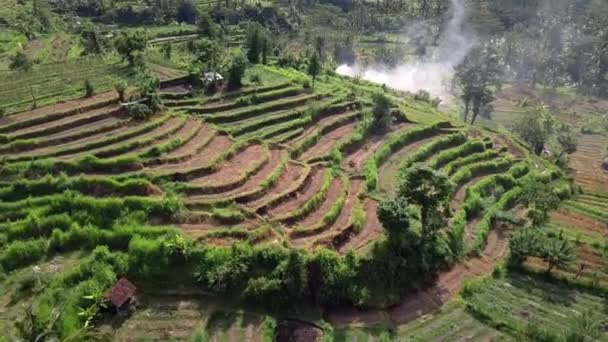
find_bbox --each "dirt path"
[299,123,357,162]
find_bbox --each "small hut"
[106,278,137,313]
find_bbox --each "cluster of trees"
[453,44,503,124]
[512,102,577,163]
[508,229,576,274]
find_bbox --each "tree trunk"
[463,98,470,123]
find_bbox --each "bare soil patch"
[244,161,307,209]
[266,166,325,217]
[551,209,608,237]
[187,149,282,201]
[187,144,268,189]
[338,199,384,254]
[151,134,232,173]
[344,123,414,173]
[299,122,357,161]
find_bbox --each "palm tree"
[542,237,576,274]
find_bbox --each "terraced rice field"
[0,68,533,259]
[3,67,597,342]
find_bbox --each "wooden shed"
[106,278,137,312]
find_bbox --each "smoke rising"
[336,0,476,99]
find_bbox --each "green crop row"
[8,114,172,162]
[0,174,156,202]
[400,132,467,170]
[352,198,366,232]
[443,149,503,176]
[451,158,513,189]
[291,113,358,158]
[428,139,488,169]
[201,93,322,124]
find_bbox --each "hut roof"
[106,278,136,309]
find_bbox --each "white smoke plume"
[336,0,476,99]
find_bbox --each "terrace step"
[8,114,173,161]
[7,105,122,141]
[337,199,384,254]
[378,132,450,193]
[145,122,214,166]
[262,166,326,218]
[185,146,275,196]
[243,161,309,210]
[58,116,187,160]
[0,91,118,133]
[201,93,321,124]
[187,86,303,114]
[185,149,285,202]
[299,122,357,162]
[149,134,233,178]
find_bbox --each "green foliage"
[114,30,147,67]
[307,53,321,88]
[114,80,127,102]
[126,103,152,120]
[245,23,267,64]
[429,140,487,169]
[176,0,199,24]
[371,92,392,134]
[451,158,513,189]
[227,52,248,89]
[352,199,365,232]
[262,316,277,342]
[9,51,32,73]
[400,133,467,170]
[398,163,454,230]
[0,239,47,272]
[83,79,94,98]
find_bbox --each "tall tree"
[454,45,503,124]
[114,31,148,67]
[307,53,321,88]
[397,163,453,230]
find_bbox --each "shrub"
[352,198,365,232]
[126,103,153,120]
[114,80,128,102]
[227,52,248,89]
[84,79,94,98]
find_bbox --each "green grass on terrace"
[0,57,130,115]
